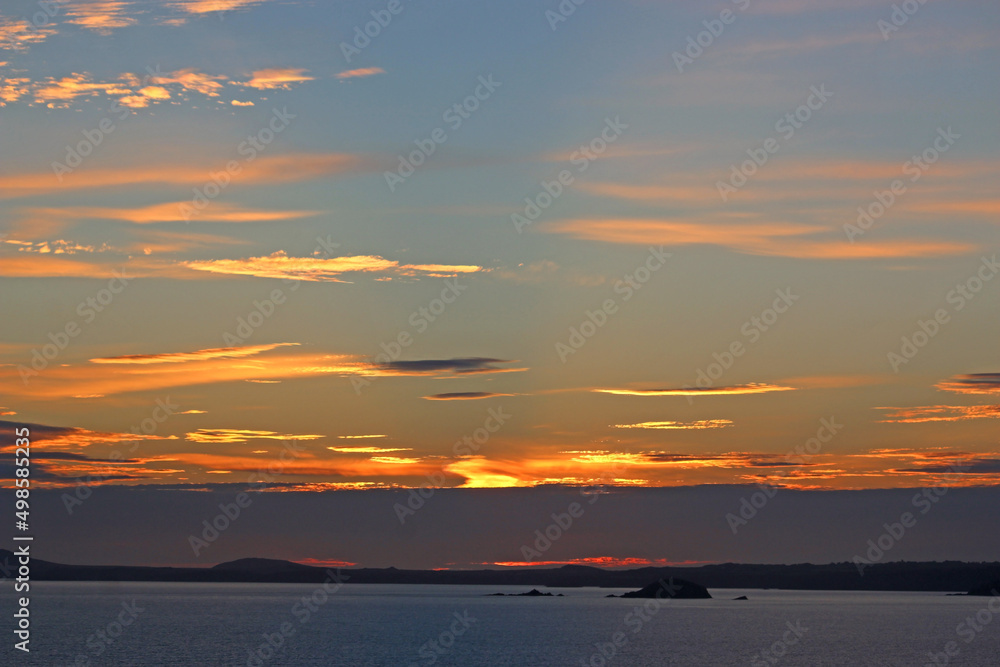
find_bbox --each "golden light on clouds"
[613,420,734,430]
[239,68,314,89]
[593,384,796,397]
[184,252,482,282]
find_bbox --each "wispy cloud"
[239,68,314,89]
[90,343,298,365]
[377,358,526,377]
[936,373,1000,395]
[26,202,321,225]
[186,429,324,444]
[168,0,266,15]
[0,153,376,199]
[612,420,734,430]
[327,446,411,454]
[0,19,56,51]
[422,392,516,401]
[184,252,482,282]
[545,218,974,260]
[878,405,1000,424]
[336,67,385,80]
[593,384,795,397]
[66,1,137,34]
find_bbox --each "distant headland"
[3,550,998,594]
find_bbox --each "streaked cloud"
[878,405,1000,424]
[336,67,385,80]
[91,343,298,364]
[612,420,734,430]
[26,202,321,225]
[0,19,56,51]
[66,1,137,34]
[544,218,974,259]
[184,252,482,282]
[186,429,324,444]
[0,419,172,452]
[327,446,411,454]
[422,392,516,401]
[335,434,387,440]
[0,153,376,199]
[936,373,1000,395]
[238,67,314,90]
[168,0,266,15]
[593,384,796,397]
[376,358,525,377]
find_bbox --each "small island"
[610,577,712,599]
[487,588,562,597]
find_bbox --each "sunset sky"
[1,0,999,566]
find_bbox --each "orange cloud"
[0,19,56,51]
[239,68,314,90]
[186,429,324,444]
[936,373,1000,395]
[878,405,1000,423]
[544,218,974,259]
[422,392,516,401]
[337,67,385,80]
[327,446,411,454]
[26,202,321,225]
[31,72,133,107]
[612,420,734,430]
[150,68,227,96]
[593,384,795,397]
[336,434,387,440]
[66,1,137,34]
[443,457,531,488]
[184,251,482,282]
[0,152,376,199]
[91,343,298,364]
[169,0,265,15]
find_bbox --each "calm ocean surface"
[11,582,1000,666]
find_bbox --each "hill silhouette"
[2,550,997,592]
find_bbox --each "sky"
[1,0,999,567]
